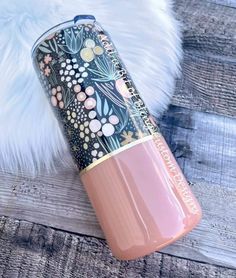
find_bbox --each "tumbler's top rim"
[31,15,96,56]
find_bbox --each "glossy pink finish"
[81,135,202,260]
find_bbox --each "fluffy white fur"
[0,0,182,174]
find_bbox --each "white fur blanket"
[0,0,181,174]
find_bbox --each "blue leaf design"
[71,32,77,53]
[48,40,55,51]
[112,106,129,133]
[109,108,113,116]
[61,28,84,54]
[75,27,83,51]
[58,44,71,54]
[38,46,52,53]
[103,99,109,116]
[52,38,58,53]
[41,41,49,47]
[96,92,102,116]
[64,31,72,49]
[88,56,120,82]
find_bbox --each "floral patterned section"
[33,21,159,171]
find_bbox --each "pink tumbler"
[32,15,202,260]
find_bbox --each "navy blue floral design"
[33,21,159,171]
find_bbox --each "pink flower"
[44,66,51,76]
[39,61,45,70]
[46,32,55,40]
[115,78,132,98]
[44,54,52,64]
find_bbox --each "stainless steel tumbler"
[32,15,202,260]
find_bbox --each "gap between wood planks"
[0,216,235,278]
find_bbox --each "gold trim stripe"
[79,135,154,176]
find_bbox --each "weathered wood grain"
[174,0,236,116]
[173,51,236,117]
[161,106,236,188]
[209,0,236,8]
[0,216,235,278]
[176,0,236,57]
[0,105,235,268]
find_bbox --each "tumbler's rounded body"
[32,15,202,260]
[81,135,201,260]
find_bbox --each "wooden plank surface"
[210,0,236,8]
[1,0,236,275]
[0,216,235,278]
[1,105,235,268]
[161,106,236,189]
[173,0,236,117]
[176,0,236,57]
[173,50,236,117]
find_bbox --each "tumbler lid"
[74,15,96,23]
[31,15,96,56]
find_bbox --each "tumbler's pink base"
[81,136,202,260]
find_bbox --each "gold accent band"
[79,134,154,176]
